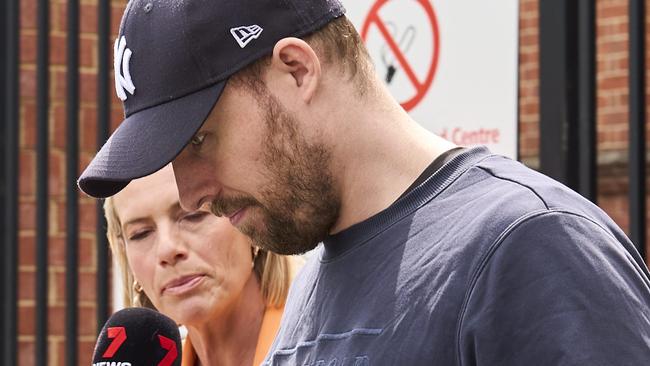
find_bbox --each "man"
[80,0,650,364]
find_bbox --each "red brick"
[19,234,36,266]
[81,4,99,35]
[51,2,66,32]
[79,340,96,366]
[50,151,66,197]
[51,104,67,149]
[81,71,98,103]
[54,339,64,366]
[20,33,37,64]
[111,4,127,36]
[18,270,36,302]
[80,199,99,233]
[19,149,36,197]
[52,70,67,103]
[20,0,37,30]
[49,34,67,66]
[18,304,35,336]
[80,107,99,151]
[20,68,36,98]
[79,306,98,337]
[19,201,37,231]
[21,101,37,149]
[48,305,66,336]
[48,237,66,267]
[18,340,36,366]
[81,36,98,68]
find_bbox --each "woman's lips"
[161,274,205,295]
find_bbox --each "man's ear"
[271,37,322,103]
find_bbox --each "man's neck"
[186,274,265,366]
[328,99,456,234]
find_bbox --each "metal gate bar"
[577,0,597,203]
[66,0,80,363]
[628,0,647,258]
[2,0,20,363]
[96,0,112,332]
[36,0,50,362]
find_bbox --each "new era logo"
[230,25,263,48]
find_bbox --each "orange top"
[180,306,284,366]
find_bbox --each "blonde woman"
[104,165,294,366]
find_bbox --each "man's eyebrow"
[168,201,183,215]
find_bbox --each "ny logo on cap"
[114,36,136,101]
[230,25,263,48]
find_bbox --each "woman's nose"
[157,226,188,266]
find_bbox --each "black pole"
[0,8,4,360]
[577,0,596,203]
[36,0,50,362]
[0,4,7,363]
[66,0,80,362]
[3,0,19,363]
[96,0,111,332]
[629,0,646,259]
[539,0,579,188]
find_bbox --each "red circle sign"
[361,0,440,111]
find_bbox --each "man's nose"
[172,158,202,212]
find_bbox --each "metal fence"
[1,0,648,365]
[538,0,647,258]
[2,0,112,364]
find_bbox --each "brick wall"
[17,0,124,364]
[12,0,650,365]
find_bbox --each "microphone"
[92,307,182,366]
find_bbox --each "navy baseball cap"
[78,0,346,198]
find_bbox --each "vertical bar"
[36,0,50,362]
[539,0,579,187]
[96,0,111,331]
[66,0,80,362]
[3,0,19,363]
[0,5,6,364]
[577,0,597,203]
[629,0,646,259]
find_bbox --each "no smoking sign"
[361,0,440,111]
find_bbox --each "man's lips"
[227,207,247,225]
[161,274,205,295]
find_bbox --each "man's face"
[173,82,340,255]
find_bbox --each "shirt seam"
[476,165,550,210]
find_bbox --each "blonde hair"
[103,197,291,309]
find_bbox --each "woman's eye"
[190,133,206,147]
[182,212,208,223]
[128,230,151,241]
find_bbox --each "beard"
[210,91,340,255]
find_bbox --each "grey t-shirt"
[263,147,650,365]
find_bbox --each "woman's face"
[112,165,255,325]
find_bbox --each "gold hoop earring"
[133,280,143,293]
[252,246,260,268]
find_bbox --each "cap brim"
[78,81,226,198]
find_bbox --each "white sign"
[343,0,519,158]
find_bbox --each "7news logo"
[93,326,178,366]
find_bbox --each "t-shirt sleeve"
[458,211,650,366]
